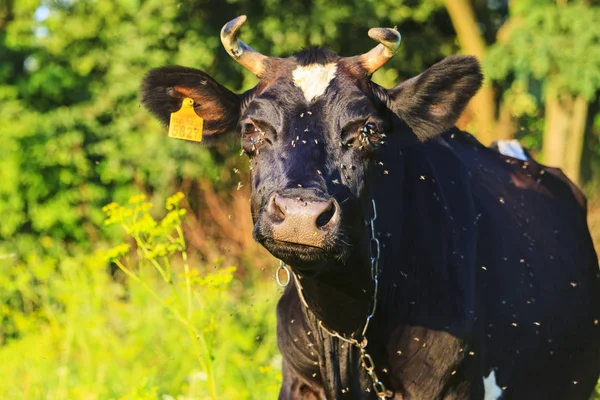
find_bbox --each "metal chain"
[289,199,392,399]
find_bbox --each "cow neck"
[283,200,393,399]
[292,252,373,335]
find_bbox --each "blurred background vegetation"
[1,0,599,399]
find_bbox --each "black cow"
[141,16,600,400]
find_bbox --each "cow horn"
[360,27,402,75]
[220,15,267,77]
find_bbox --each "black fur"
[141,49,600,399]
[293,48,339,66]
[386,55,483,142]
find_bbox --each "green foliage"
[481,0,600,187]
[104,192,220,397]
[485,1,600,99]
[0,193,281,399]
[0,1,465,397]
[0,0,462,258]
[2,0,600,397]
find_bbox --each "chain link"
[360,346,392,399]
[289,199,391,399]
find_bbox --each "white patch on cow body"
[497,139,528,161]
[292,63,337,102]
[483,370,503,400]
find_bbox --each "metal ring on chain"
[276,261,291,287]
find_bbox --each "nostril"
[316,202,337,229]
[269,195,286,223]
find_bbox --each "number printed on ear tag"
[168,97,204,142]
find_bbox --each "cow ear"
[141,66,241,141]
[387,55,482,142]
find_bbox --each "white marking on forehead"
[483,371,502,400]
[292,63,337,103]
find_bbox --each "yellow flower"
[102,202,119,213]
[104,206,125,225]
[128,194,147,204]
[105,244,131,261]
[166,192,185,210]
[192,266,237,288]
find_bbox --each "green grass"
[3,192,599,399]
[0,194,282,400]
[0,253,281,400]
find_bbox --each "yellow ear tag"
[168,97,203,142]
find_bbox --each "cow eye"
[359,121,384,146]
[341,119,384,151]
[243,123,260,137]
[241,120,271,155]
[362,122,379,136]
[347,120,385,152]
[242,122,264,145]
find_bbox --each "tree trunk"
[497,99,516,140]
[542,84,570,167]
[444,0,497,145]
[542,0,588,186]
[563,95,588,185]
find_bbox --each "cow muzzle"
[265,193,340,247]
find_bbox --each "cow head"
[141,16,482,274]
